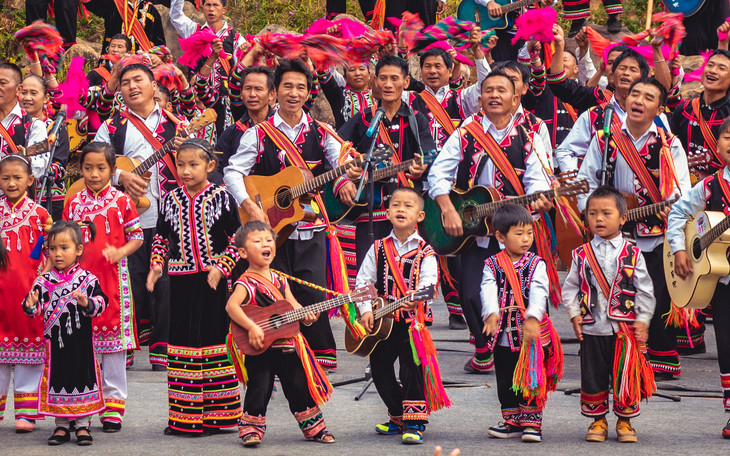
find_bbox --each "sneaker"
[448,314,467,330]
[616,419,637,443]
[488,422,523,439]
[568,18,587,38]
[402,424,425,444]
[586,417,608,442]
[375,421,403,435]
[522,427,542,442]
[15,418,34,433]
[102,421,122,433]
[607,15,622,34]
[722,418,730,439]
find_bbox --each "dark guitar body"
[322,181,385,225]
[230,300,301,356]
[457,0,520,30]
[344,299,394,357]
[419,186,502,256]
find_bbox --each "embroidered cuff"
[546,70,567,84]
[333,176,349,195]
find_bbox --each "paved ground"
[2,280,730,455]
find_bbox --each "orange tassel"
[371,0,386,30]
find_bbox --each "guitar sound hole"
[275,187,292,209]
[462,206,476,225]
[691,237,702,260]
[270,314,284,330]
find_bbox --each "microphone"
[47,110,67,146]
[366,107,386,138]
[602,104,614,136]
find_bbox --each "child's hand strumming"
[248,324,265,350]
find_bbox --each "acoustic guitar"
[419,180,589,256]
[237,146,390,236]
[64,109,218,213]
[457,0,534,30]
[230,284,377,356]
[322,149,437,225]
[344,285,435,357]
[664,211,730,309]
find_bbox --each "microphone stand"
[36,111,67,212]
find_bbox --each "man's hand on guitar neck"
[530,193,553,213]
[118,170,149,200]
[674,250,692,280]
[487,1,503,18]
[241,199,270,224]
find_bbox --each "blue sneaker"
[402,424,425,444]
[487,422,523,439]
[522,427,542,442]
[375,421,402,435]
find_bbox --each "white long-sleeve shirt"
[562,234,655,335]
[355,230,438,314]
[169,0,245,63]
[422,57,491,119]
[0,103,48,179]
[577,120,691,252]
[427,113,551,248]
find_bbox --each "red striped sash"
[419,90,457,136]
[463,119,525,195]
[609,118,662,204]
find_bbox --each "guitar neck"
[699,214,730,251]
[291,157,362,199]
[502,0,534,14]
[281,293,354,324]
[627,199,674,221]
[134,141,176,176]
[372,158,418,182]
[373,296,409,320]
[473,189,552,219]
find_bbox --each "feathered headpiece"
[55,57,89,117]
[15,21,64,74]
[512,7,557,45]
[307,17,369,39]
[178,29,225,68]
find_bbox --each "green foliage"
[0,8,24,63]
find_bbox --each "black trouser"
[128,227,170,365]
[491,31,523,63]
[25,0,78,45]
[370,319,428,424]
[460,239,500,357]
[494,345,543,427]
[709,282,730,411]
[644,245,680,375]
[579,334,640,418]
[272,230,337,369]
[355,219,392,270]
[326,0,376,21]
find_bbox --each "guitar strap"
[609,117,664,204]
[113,0,154,51]
[419,90,457,137]
[717,169,730,204]
[463,119,525,195]
[371,105,410,187]
[692,97,722,165]
[120,109,180,184]
[0,122,19,155]
[563,101,578,122]
[241,271,286,301]
[95,66,112,82]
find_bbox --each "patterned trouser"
[0,364,44,421]
[580,335,640,418]
[440,256,463,316]
[494,346,544,427]
[167,344,242,434]
[562,0,623,21]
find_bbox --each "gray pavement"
[2,286,730,455]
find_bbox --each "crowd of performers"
[1,0,730,448]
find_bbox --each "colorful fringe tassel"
[408,319,452,412]
[293,334,333,405]
[613,325,656,408]
[370,0,386,30]
[325,227,366,340]
[226,332,248,385]
[664,304,702,348]
[512,318,563,408]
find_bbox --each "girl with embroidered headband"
[62,141,144,433]
[24,220,109,446]
[0,154,52,434]
[145,138,244,436]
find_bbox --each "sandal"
[48,427,71,445]
[75,426,93,446]
[241,432,262,447]
[312,429,336,444]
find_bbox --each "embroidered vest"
[454,113,532,195]
[597,127,671,237]
[483,252,543,351]
[250,117,328,178]
[374,238,435,321]
[0,112,33,155]
[106,112,178,196]
[409,90,463,147]
[704,172,730,216]
[574,242,639,324]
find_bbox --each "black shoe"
[75,426,93,446]
[653,371,677,381]
[152,364,167,372]
[463,359,490,374]
[678,341,706,356]
[448,314,467,330]
[568,18,587,38]
[48,427,70,445]
[102,421,122,433]
[607,15,622,34]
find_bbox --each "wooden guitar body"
[664,211,730,309]
[555,195,585,268]
[230,300,301,356]
[64,155,151,212]
[419,186,502,256]
[237,166,313,234]
[344,298,394,357]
